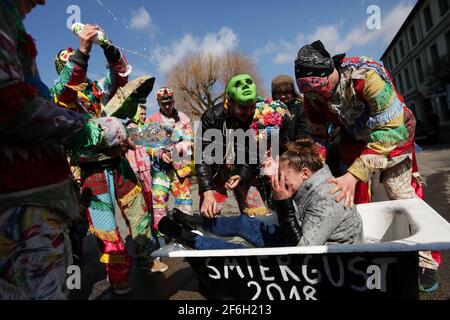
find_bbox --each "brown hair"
[280,138,324,173]
[271,74,302,101]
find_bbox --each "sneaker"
[158,217,197,248]
[173,209,203,231]
[150,258,169,273]
[112,280,133,295]
[419,267,439,293]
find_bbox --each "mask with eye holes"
[226,74,258,106]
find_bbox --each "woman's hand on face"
[328,172,359,208]
[271,171,294,201]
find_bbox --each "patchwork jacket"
[0,0,115,218]
[304,56,412,182]
[146,110,194,178]
[51,42,131,163]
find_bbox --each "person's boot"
[419,267,439,293]
[158,217,198,248]
[150,257,169,273]
[172,208,203,231]
[111,280,133,295]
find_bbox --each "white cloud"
[152,27,239,73]
[255,1,415,64]
[129,7,152,30]
[130,66,151,80]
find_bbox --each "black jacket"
[196,104,256,193]
[285,98,310,142]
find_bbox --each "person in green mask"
[192,74,269,220]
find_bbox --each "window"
[400,40,406,57]
[446,31,450,55]
[439,0,449,16]
[423,6,434,32]
[410,25,418,47]
[430,44,440,68]
[393,48,399,65]
[388,56,394,70]
[415,58,424,83]
[397,73,404,94]
[404,68,412,89]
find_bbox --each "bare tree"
[165,52,266,119]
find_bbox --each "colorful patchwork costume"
[51,39,159,284]
[126,107,153,207]
[295,43,440,273]
[0,0,126,299]
[145,89,194,229]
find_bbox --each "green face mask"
[226,74,258,105]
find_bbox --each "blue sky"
[24,0,417,113]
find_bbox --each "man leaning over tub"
[158,139,363,249]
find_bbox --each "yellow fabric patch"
[367,113,406,155]
[366,141,398,155]
[373,112,404,130]
[348,157,375,182]
[153,190,168,197]
[100,254,127,264]
[54,96,78,110]
[176,166,192,178]
[0,235,13,256]
[153,203,168,209]
[244,207,269,217]
[117,185,142,208]
[364,70,393,113]
[89,226,120,242]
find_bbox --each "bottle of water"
[71,23,110,46]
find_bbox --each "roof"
[380,0,424,60]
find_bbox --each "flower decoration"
[250,99,291,141]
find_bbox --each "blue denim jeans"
[192,215,285,250]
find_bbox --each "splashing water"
[118,47,152,61]
[96,0,118,22]
[95,0,153,62]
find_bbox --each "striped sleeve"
[96,47,131,104]
[51,50,89,108]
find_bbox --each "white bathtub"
[152,198,450,300]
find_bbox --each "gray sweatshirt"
[276,165,364,246]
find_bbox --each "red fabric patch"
[354,181,371,204]
[81,172,109,196]
[214,192,227,203]
[0,150,70,193]
[20,33,37,59]
[0,83,37,124]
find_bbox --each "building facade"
[381,0,450,131]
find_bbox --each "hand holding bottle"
[72,23,111,52]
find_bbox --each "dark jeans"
[192,215,285,250]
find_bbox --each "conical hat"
[104,76,155,119]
